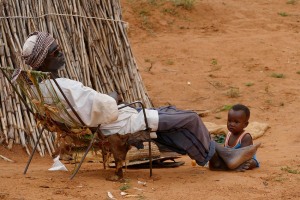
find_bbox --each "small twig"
[0,154,15,162]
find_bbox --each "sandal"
[108,156,185,169]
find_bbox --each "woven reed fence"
[0,0,152,156]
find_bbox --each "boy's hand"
[235,158,258,172]
[235,160,251,172]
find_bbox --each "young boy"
[225,104,259,170]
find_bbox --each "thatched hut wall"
[0,0,152,156]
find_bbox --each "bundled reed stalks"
[0,0,152,156]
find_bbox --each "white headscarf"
[22,31,55,69]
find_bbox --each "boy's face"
[227,109,249,135]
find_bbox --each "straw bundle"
[0,0,152,156]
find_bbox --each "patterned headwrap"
[22,31,55,69]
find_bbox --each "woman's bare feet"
[215,142,261,169]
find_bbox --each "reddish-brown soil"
[1,0,300,199]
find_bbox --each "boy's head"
[227,104,250,135]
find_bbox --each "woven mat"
[204,121,269,139]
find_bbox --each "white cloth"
[39,78,159,134]
[22,35,38,57]
[39,78,119,127]
[101,105,159,135]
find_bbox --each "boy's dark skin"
[227,109,257,169]
[33,40,261,172]
[209,108,258,171]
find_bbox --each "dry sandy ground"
[1,0,300,199]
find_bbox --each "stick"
[0,155,15,162]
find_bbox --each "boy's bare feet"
[215,142,261,170]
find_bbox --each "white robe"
[39,78,158,135]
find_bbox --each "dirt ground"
[1,0,300,199]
